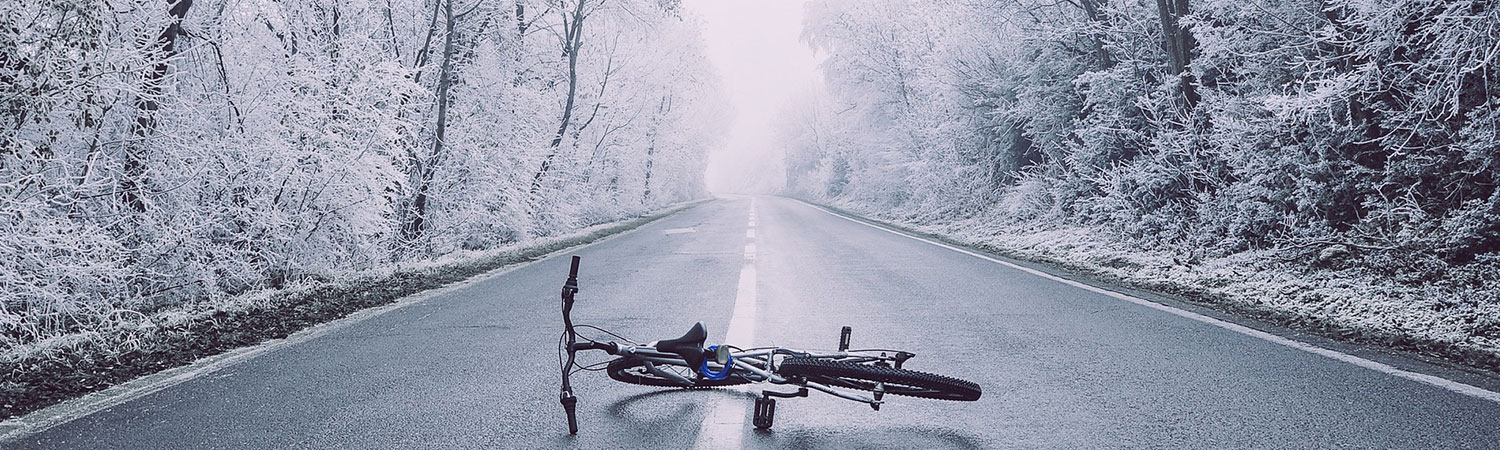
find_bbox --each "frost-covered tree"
[787,0,1499,267]
[0,0,726,347]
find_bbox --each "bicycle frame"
[594,343,897,405]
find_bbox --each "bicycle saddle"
[655,322,708,371]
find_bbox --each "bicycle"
[556,256,982,434]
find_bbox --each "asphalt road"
[8,196,1500,449]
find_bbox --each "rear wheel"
[777,357,981,401]
[606,357,754,387]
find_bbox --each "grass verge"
[0,200,706,421]
[804,199,1500,377]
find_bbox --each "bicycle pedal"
[753,397,776,429]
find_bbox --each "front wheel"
[606,357,755,388]
[777,357,981,401]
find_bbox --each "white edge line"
[0,204,699,443]
[793,198,1500,404]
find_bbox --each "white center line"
[695,199,759,449]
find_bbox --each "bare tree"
[1155,0,1198,108]
[401,0,485,243]
[529,0,596,197]
[120,0,194,213]
[642,94,670,204]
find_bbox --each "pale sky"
[683,0,821,194]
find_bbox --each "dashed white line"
[694,199,759,449]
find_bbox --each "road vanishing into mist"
[8,196,1500,449]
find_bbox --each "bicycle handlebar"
[560,255,582,435]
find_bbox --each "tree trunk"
[643,95,668,204]
[120,0,193,213]
[529,0,587,197]
[642,139,653,204]
[1078,0,1113,70]
[516,0,527,34]
[1155,0,1198,109]
[402,0,458,243]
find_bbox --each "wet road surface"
[8,196,1500,449]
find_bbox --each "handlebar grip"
[561,393,578,434]
[564,256,580,296]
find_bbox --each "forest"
[782,0,1500,366]
[1,0,725,351]
[7,0,1500,421]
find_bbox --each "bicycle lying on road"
[556,256,982,434]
